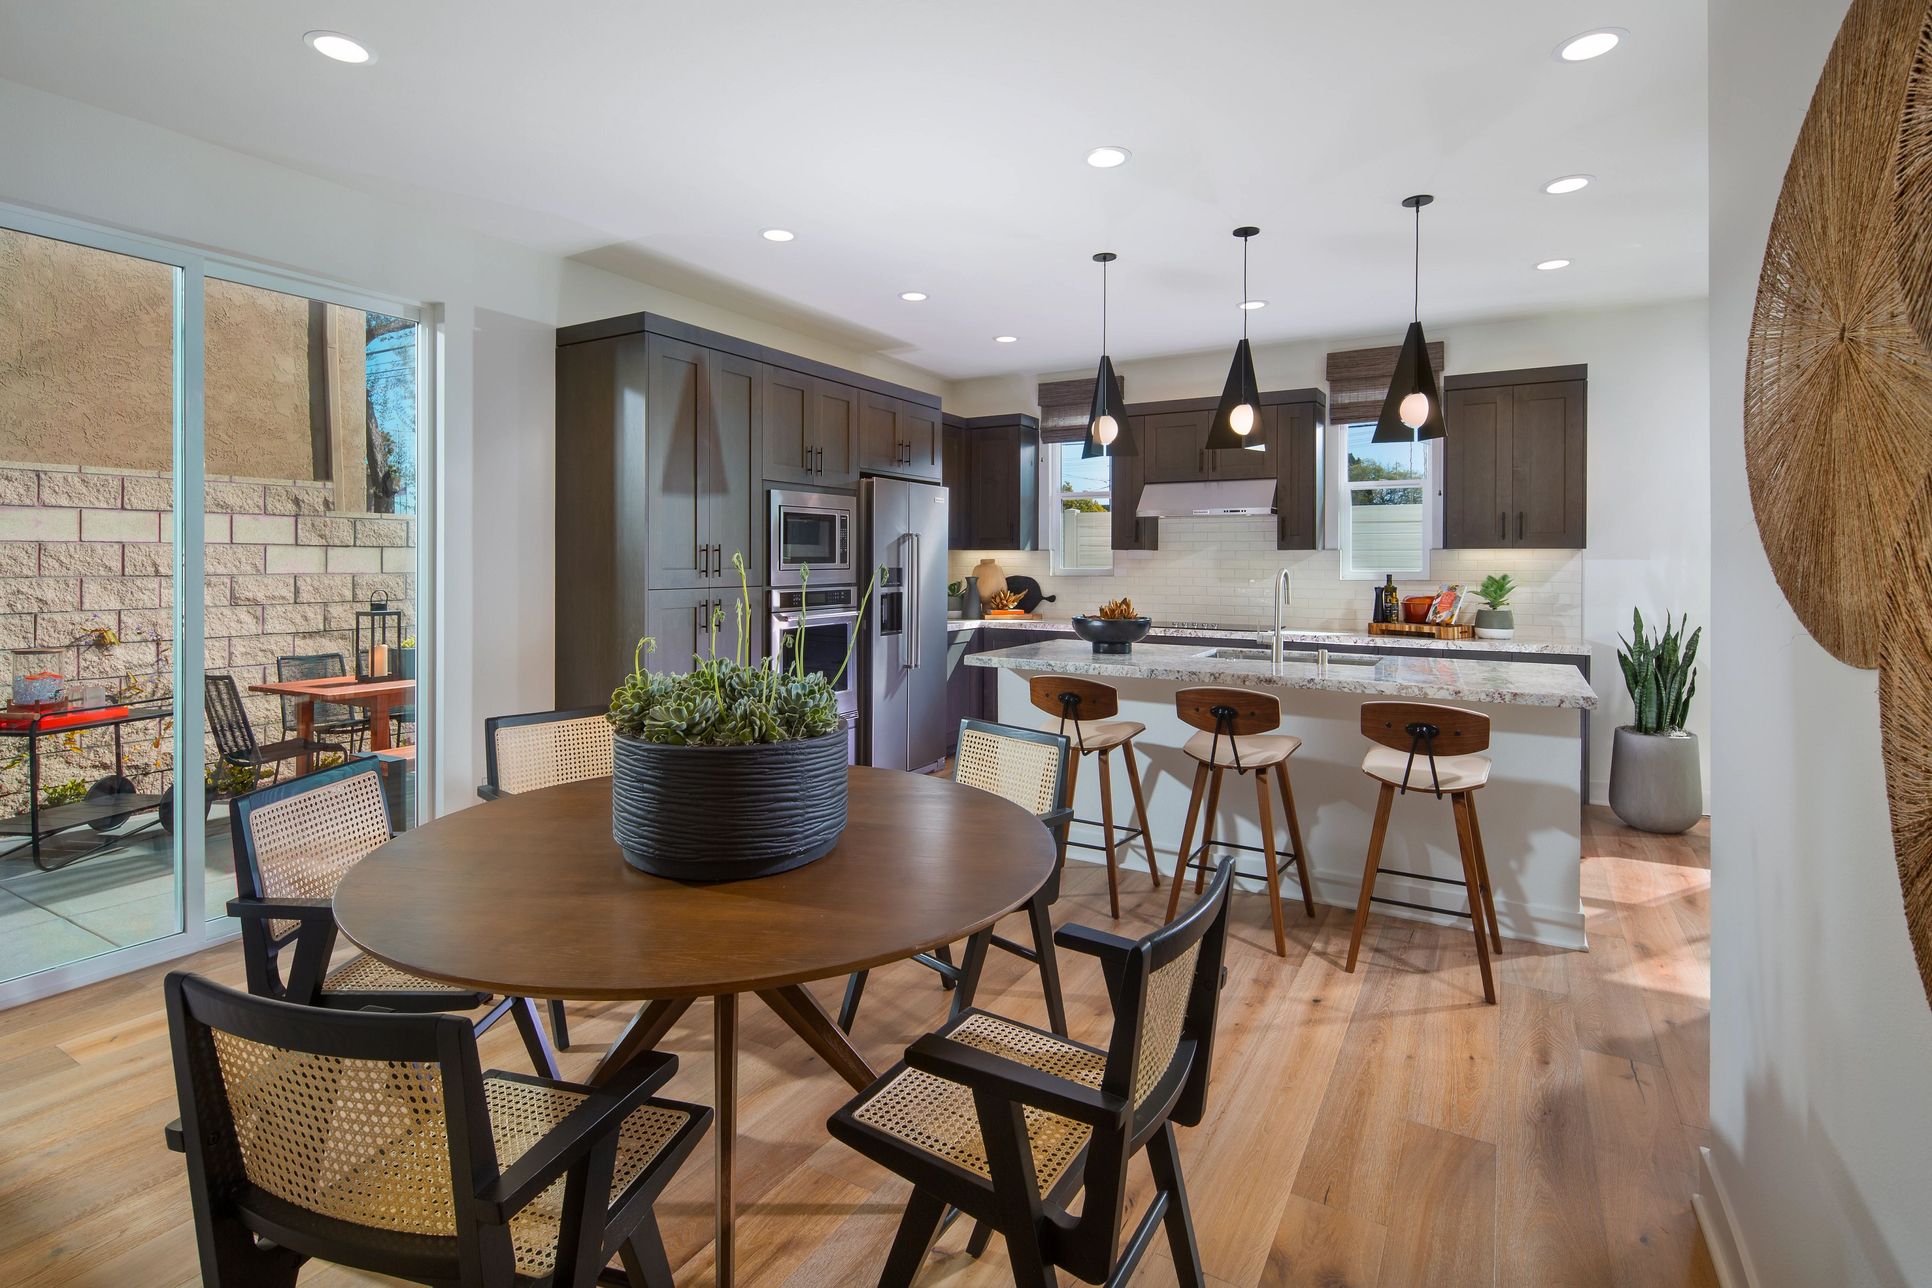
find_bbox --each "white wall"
[1708,2,1932,1284]
[954,299,1713,804]
[0,77,942,814]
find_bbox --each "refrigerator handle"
[904,532,919,670]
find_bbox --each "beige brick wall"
[0,463,415,811]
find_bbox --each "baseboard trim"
[1694,1146,1757,1288]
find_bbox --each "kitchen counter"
[966,639,1597,709]
[948,616,1590,658]
[972,638,1593,949]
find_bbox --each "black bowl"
[1070,615,1153,654]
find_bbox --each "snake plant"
[1617,608,1699,735]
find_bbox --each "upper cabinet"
[1271,399,1322,550]
[813,379,861,486]
[1442,365,1587,549]
[762,369,861,487]
[643,336,758,589]
[1139,407,1277,482]
[860,392,943,481]
[943,414,1039,550]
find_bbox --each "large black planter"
[611,729,848,880]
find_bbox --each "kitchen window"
[1335,422,1437,580]
[1048,443,1113,574]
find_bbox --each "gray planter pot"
[1474,608,1514,640]
[612,729,848,880]
[1608,726,1702,834]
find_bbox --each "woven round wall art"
[1745,0,1932,672]
[1746,0,1932,1006]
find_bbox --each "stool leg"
[1195,768,1225,894]
[1123,737,1161,887]
[1167,762,1209,923]
[1276,763,1316,917]
[1451,792,1497,1004]
[1465,791,1503,952]
[1097,747,1121,919]
[1060,751,1080,864]
[1253,769,1288,957]
[1347,783,1396,973]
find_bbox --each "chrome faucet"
[1272,567,1293,666]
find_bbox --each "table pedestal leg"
[715,992,738,1288]
[755,984,880,1092]
[587,997,694,1087]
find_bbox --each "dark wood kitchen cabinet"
[641,586,766,677]
[861,392,943,481]
[762,369,860,487]
[943,413,1039,550]
[644,337,757,589]
[1270,398,1322,550]
[1139,407,1277,482]
[1442,365,1587,549]
[813,378,861,486]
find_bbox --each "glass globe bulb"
[1399,391,1430,429]
[1230,403,1256,436]
[1092,414,1118,446]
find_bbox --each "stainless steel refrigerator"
[859,477,949,773]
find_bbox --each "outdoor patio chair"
[275,651,370,751]
[227,758,559,1077]
[163,971,710,1288]
[206,671,345,785]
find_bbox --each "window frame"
[1045,441,1115,576]
[1327,421,1442,581]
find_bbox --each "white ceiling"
[0,0,1708,381]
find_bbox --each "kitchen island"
[968,639,1597,949]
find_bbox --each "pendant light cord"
[1102,256,1108,353]
[1241,236,1250,340]
[1413,203,1421,323]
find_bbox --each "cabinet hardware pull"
[1499,511,1505,541]
[1516,512,1523,541]
[699,545,708,577]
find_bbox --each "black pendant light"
[1082,252,1135,457]
[1205,226,1264,451]
[1373,194,1447,443]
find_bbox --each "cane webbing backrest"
[954,725,1063,818]
[211,1029,456,1238]
[491,714,613,795]
[244,770,390,936]
[852,1012,1103,1194]
[1133,942,1201,1105]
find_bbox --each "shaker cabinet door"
[760,365,816,487]
[1510,379,1587,548]
[901,402,943,481]
[859,391,903,473]
[708,350,760,578]
[1141,410,1213,482]
[1442,384,1511,548]
[644,335,709,589]
[813,379,861,486]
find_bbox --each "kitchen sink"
[1203,648,1382,666]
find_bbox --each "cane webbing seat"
[1040,718,1143,753]
[322,953,482,999]
[490,713,613,796]
[1181,729,1301,769]
[851,1012,1106,1194]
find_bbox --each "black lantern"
[356,597,404,682]
[1205,227,1265,452]
[1373,195,1448,443]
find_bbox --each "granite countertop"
[947,616,1590,657]
[965,639,1598,710]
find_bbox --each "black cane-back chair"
[838,720,1075,1037]
[207,671,345,785]
[163,972,710,1288]
[476,706,615,1049]
[829,859,1236,1287]
[227,759,559,1077]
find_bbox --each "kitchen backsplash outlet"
[951,517,1583,642]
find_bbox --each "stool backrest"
[1027,675,1121,730]
[1175,686,1281,736]
[1359,701,1490,755]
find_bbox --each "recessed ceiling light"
[1543,174,1593,195]
[1556,29,1624,61]
[1238,299,1268,311]
[1536,258,1573,271]
[1085,146,1132,169]
[760,228,795,242]
[304,31,373,64]
[898,291,927,302]
[994,335,1019,343]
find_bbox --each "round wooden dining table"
[333,766,1058,1287]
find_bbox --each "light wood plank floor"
[0,806,1714,1287]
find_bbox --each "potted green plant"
[1609,609,1702,834]
[1473,574,1516,640]
[607,554,877,880]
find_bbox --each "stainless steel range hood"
[1135,479,1277,518]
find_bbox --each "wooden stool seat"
[1028,677,1161,920]
[1163,686,1316,956]
[1042,717,1143,752]
[1362,745,1491,792]
[1346,701,1502,1004]
[1183,729,1301,769]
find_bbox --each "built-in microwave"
[769,489,856,589]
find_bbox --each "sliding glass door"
[0,208,427,1000]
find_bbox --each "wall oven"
[769,488,856,589]
[770,585,861,763]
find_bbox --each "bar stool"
[1163,686,1315,956]
[1345,701,1503,1004]
[1028,675,1161,919]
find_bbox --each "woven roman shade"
[1038,376,1118,444]
[1326,341,1446,425]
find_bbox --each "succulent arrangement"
[1617,608,1700,735]
[1476,574,1516,610]
[1094,596,1141,620]
[608,554,876,747]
